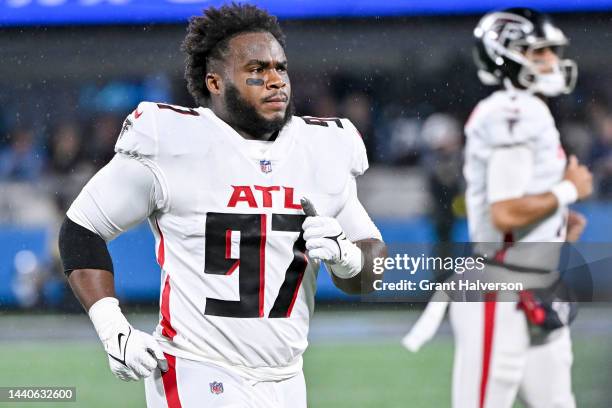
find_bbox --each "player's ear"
[205,73,222,96]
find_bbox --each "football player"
[58,4,386,407]
[456,8,591,408]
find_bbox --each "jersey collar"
[199,107,297,173]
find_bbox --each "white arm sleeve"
[487,144,534,203]
[66,154,161,241]
[336,177,383,242]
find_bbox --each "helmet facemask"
[517,46,578,96]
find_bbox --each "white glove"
[302,216,363,279]
[88,297,167,381]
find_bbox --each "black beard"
[223,83,293,139]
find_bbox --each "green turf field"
[0,337,608,407]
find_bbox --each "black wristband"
[58,217,114,276]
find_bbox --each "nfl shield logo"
[260,159,272,173]
[210,381,224,395]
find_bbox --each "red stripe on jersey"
[286,254,308,317]
[161,353,182,408]
[161,275,177,340]
[493,232,514,262]
[155,219,165,267]
[225,229,232,259]
[259,214,267,317]
[480,295,497,408]
[156,219,176,339]
[226,260,240,276]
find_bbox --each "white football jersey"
[464,88,568,247]
[69,101,379,382]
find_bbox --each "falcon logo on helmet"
[473,8,577,97]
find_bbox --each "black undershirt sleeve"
[58,217,114,277]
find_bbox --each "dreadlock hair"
[181,3,286,107]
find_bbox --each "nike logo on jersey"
[134,109,143,119]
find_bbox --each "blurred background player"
[454,8,592,408]
[58,4,385,407]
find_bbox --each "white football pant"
[450,301,575,408]
[144,354,307,408]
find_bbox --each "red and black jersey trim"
[300,116,344,128]
[156,103,199,116]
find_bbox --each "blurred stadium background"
[1,1,612,407]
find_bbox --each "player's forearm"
[490,192,558,231]
[67,269,116,311]
[331,238,387,295]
